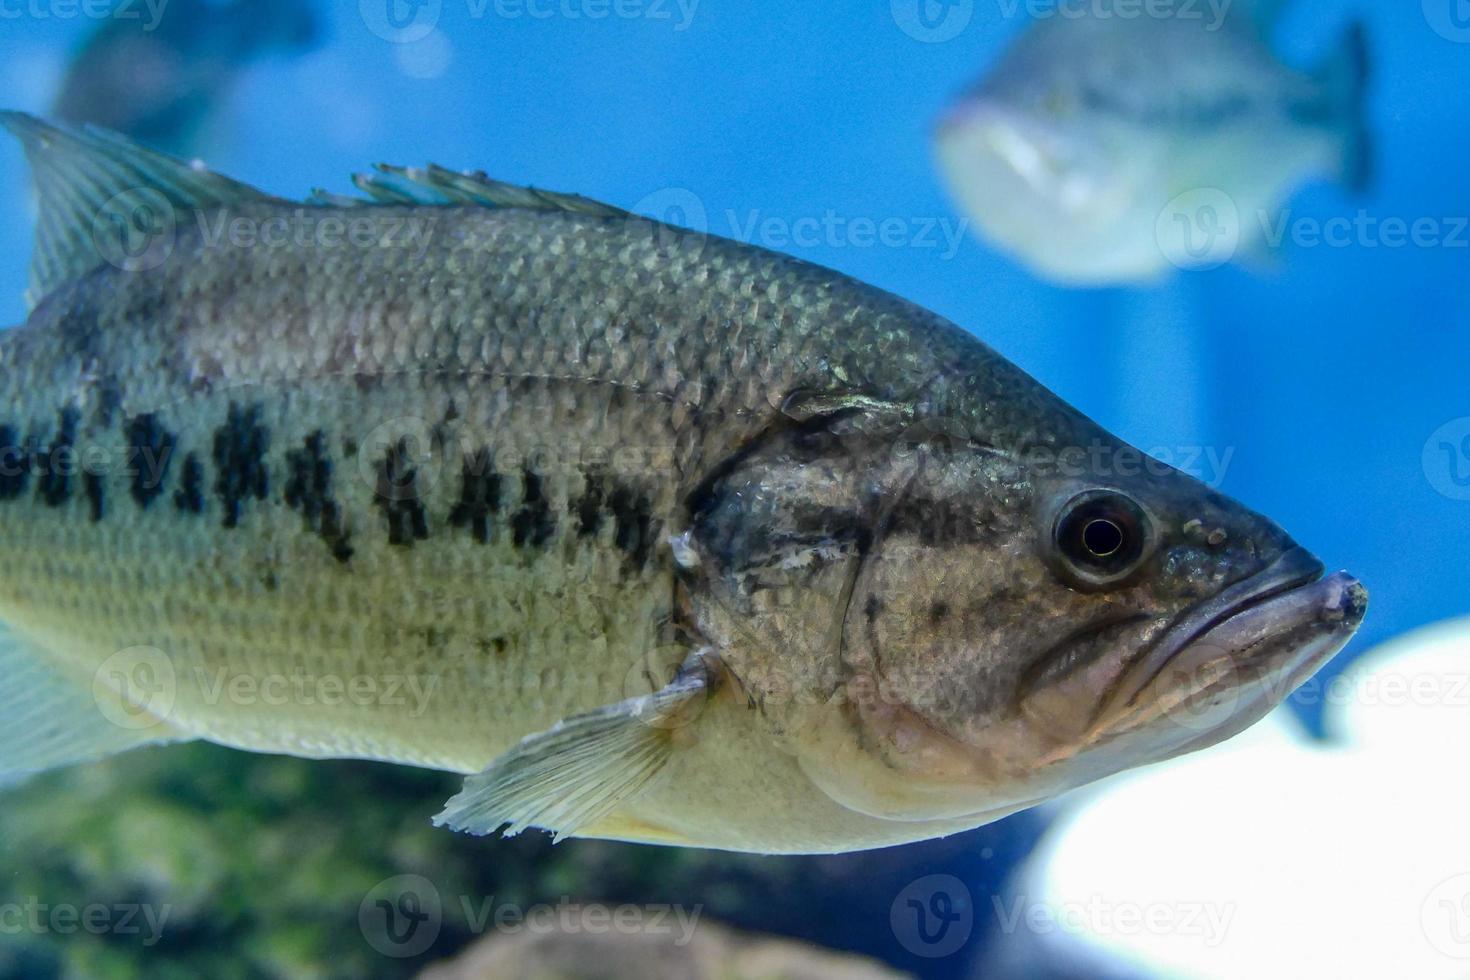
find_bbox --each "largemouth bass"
[0,114,1366,854]
[935,0,1372,285]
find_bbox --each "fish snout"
[1318,571,1369,628]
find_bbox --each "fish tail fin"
[0,623,189,786]
[1322,20,1373,193]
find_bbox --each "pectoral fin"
[0,625,188,785]
[434,653,714,842]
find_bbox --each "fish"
[0,113,1366,854]
[934,0,1372,285]
[53,0,319,157]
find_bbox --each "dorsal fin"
[2,112,631,311]
[0,111,275,310]
[309,162,629,218]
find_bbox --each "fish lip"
[1155,571,1367,755]
[1095,547,1335,723]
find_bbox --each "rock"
[417,913,913,980]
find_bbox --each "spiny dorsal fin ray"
[316,162,629,217]
[0,111,275,310]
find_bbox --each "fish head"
[685,384,1366,826]
[934,54,1170,282]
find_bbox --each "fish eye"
[1053,490,1152,588]
[1082,517,1124,557]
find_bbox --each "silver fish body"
[935,4,1372,284]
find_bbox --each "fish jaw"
[789,550,1366,827]
[1086,563,1368,762]
[935,103,1170,284]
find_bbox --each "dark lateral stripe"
[573,472,606,537]
[607,485,657,568]
[448,448,502,544]
[285,430,354,563]
[37,407,79,507]
[94,376,123,428]
[125,413,176,509]
[212,403,269,528]
[510,468,555,549]
[0,425,29,500]
[375,437,429,546]
[84,471,104,522]
[174,453,205,514]
[569,472,661,568]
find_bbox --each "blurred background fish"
[53,0,319,156]
[935,0,1371,285]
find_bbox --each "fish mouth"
[938,108,1058,197]
[1094,548,1368,733]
